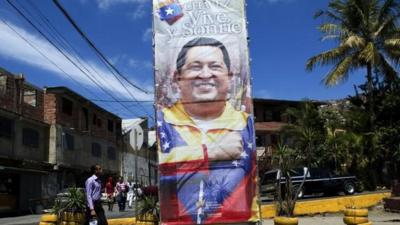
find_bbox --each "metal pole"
[134,129,138,217]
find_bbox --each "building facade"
[44,87,122,189]
[0,68,125,214]
[0,69,51,214]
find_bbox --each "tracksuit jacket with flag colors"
[157,101,260,225]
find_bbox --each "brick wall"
[0,73,44,122]
[44,91,121,143]
[44,93,57,124]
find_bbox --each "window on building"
[91,143,101,157]
[64,133,74,150]
[116,122,122,139]
[0,117,13,139]
[107,147,116,160]
[22,128,39,148]
[263,110,273,122]
[92,113,102,127]
[97,118,102,128]
[62,98,73,115]
[92,113,97,125]
[0,76,7,95]
[107,120,114,132]
[82,107,89,130]
[23,89,37,107]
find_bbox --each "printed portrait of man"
[156,37,259,224]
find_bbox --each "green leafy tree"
[307,0,400,126]
[283,101,326,167]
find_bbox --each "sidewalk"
[0,204,138,225]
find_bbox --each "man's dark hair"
[176,37,231,73]
[90,164,100,174]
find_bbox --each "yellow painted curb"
[107,218,136,225]
[261,192,390,218]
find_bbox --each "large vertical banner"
[153,0,261,224]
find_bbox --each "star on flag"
[240,151,249,159]
[162,141,170,151]
[232,160,240,167]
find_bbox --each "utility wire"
[6,0,142,118]
[52,0,154,120]
[0,17,100,106]
[21,0,125,114]
[52,0,152,95]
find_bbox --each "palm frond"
[343,35,366,48]
[324,55,354,86]
[358,42,377,64]
[384,38,400,47]
[306,46,349,71]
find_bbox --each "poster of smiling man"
[153,0,261,224]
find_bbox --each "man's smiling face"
[177,46,231,103]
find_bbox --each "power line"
[5,0,142,118]
[0,17,101,106]
[21,0,125,115]
[52,0,152,95]
[51,0,154,120]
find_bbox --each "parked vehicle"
[260,167,360,200]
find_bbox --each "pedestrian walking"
[115,176,128,211]
[85,164,108,225]
[105,176,115,211]
[126,180,134,208]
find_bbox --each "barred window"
[0,117,13,139]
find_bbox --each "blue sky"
[0,0,366,120]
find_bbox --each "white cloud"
[0,20,153,102]
[142,27,152,42]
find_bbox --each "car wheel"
[344,181,355,195]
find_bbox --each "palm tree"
[306,0,400,124]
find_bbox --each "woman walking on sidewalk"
[105,176,115,211]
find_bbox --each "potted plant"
[53,187,86,225]
[136,186,159,224]
[273,144,307,225]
